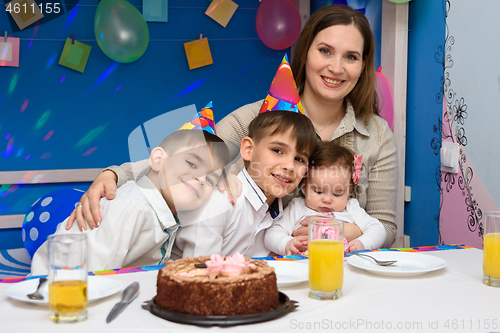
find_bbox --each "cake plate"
[141,292,298,327]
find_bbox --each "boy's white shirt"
[172,168,283,259]
[264,197,386,255]
[30,177,178,275]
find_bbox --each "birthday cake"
[155,253,279,316]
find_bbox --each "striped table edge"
[0,244,475,284]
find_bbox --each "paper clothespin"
[4,31,7,42]
[72,34,75,44]
[199,34,203,44]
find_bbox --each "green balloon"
[94,0,149,63]
[388,0,411,3]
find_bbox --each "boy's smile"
[242,129,309,205]
[160,144,222,214]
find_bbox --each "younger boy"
[172,109,318,259]
[31,105,230,275]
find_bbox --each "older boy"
[31,104,230,274]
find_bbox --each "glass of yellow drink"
[483,212,500,287]
[308,217,344,300]
[48,233,88,323]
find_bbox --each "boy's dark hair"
[299,141,357,197]
[309,141,355,173]
[158,130,231,169]
[247,111,318,158]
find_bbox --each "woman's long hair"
[291,5,379,124]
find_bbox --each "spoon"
[27,277,48,300]
[350,253,397,266]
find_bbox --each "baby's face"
[160,144,222,212]
[303,165,351,213]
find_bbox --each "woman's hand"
[344,223,362,241]
[292,219,309,237]
[66,170,118,231]
[216,171,242,205]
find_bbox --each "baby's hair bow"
[353,154,362,184]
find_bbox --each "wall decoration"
[256,0,301,50]
[375,67,394,131]
[184,36,213,70]
[205,0,238,28]
[142,0,168,22]
[4,0,44,30]
[58,37,91,73]
[94,0,150,63]
[0,36,20,67]
[435,0,499,249]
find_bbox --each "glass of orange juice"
[483,212,500,287]
[308,217,344,300]
[48,234,88,323]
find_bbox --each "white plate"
[266,260,308,287]
[347,252,447,277]
[6,276,123,305]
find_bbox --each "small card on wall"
[0,37,20,67]
[205,0,238,28]
[184,37,213,70]
[5,0,44,30]
[58,38,92,73]
[142,0,168,22]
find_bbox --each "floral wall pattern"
[435,0,499,248]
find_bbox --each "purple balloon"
[256,0,301,50]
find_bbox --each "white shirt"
[264,197,386,255]
[171,168,283,259]
[31,178,178,275]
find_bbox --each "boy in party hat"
[31,103,230,274]
[172,56,318,258]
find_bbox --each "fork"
[350,253,397,266]
[27,277,48,300]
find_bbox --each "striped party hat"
[178,101,216,135]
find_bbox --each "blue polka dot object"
[22,188,85,258]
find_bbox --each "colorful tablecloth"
[0,244,474,284]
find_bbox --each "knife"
[106,282,140,323]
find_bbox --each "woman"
[70,5,398,247]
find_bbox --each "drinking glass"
[308,217,344,300]
[483,211,500,287]
[48,233,88,323]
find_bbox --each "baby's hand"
[347,239,365,252]
[285,237,307,255]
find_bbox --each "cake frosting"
[155,253,279,316]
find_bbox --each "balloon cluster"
[256,0,301,50]
[94,0,149,63]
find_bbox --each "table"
[2,248,499,333]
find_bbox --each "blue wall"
[0,0,289,249]
[1,0,385,250]
[405,0,445,246]
[1,0,287,173]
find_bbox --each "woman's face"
[304,24,365,105]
